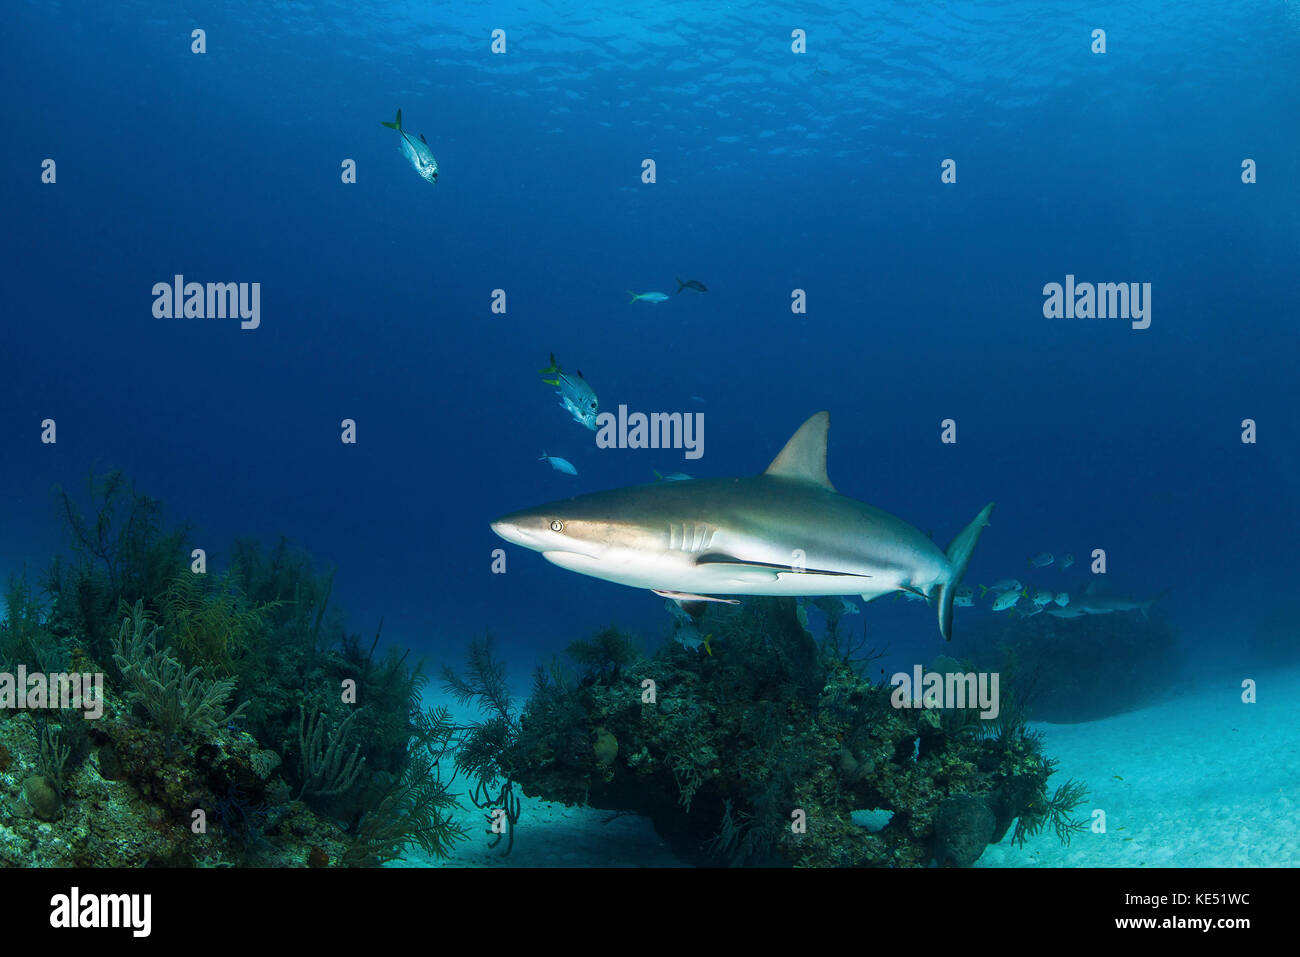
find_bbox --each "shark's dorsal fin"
[763,411,835,491]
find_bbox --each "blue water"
[2,0,1297,683]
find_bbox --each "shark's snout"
[490,518,532,547]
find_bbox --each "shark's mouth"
[541,550,606,571]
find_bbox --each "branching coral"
[37,723,72,796]
[341,737,467,867]
[111,599,247,737]
[442,634,512,720]
[343,754,470,868]
[443,636,523,854]
[49,470,190,660]
[294,702,365,800]
[1013,772,1090,847]
[158,570,278,674]
[565,626,640,677]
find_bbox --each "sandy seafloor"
[400,663,1300,868]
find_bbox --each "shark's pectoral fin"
[695,552,866,581]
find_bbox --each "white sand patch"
[979,664,1300,867]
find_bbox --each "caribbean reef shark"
[491,412,994,640]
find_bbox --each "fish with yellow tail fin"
[540,352,599,430]
[663,600,715,654]
[674,627,712,655]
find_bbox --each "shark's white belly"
[543,531,922,600]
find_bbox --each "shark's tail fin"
[676,277,685,294]
[935,503,995,641]
[381,109,402,131]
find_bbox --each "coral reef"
[112,600,247,738]
[503,598,1086,867]
[0,471,466,867]
[2,468,1088,868]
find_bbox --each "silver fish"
[381,109,438,184]
[991,589,1021,612]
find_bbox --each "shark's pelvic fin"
[653,589,741,606]
[934,502,996,641]
[763,411,836,491]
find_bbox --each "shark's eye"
[550,520,564,532]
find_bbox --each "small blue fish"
[381,109,438,184]
[653,470,693,482]
[540,353,598,431]
[1028,552,1054,568]
[540,452,577,475]
[1061,553,1075,569]
[628,291,670,304]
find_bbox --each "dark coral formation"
[0,469,464,867]
[503,598,1086,866]
[950,606,1179,722]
